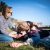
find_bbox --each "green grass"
[0,39,50,50]
[0,43,33,50]
[0,43,47,50]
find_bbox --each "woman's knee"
[0,34,14,42]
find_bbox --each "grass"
[0,43,34,50]
[0,37,50,50]
[0,42,49,50]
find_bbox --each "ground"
[0,43,49,50]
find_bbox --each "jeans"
[26,32,40,45]
[40,36,50,47]
[0,34,13,43]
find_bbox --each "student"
[0,2,27,48]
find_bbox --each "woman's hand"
[9,31,24,38]
[9,31,18,38]
[9,31,27,38]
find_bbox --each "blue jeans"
[40,36,50,47]
[26,32,40,45]
[0,34,13,43]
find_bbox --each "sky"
[0,0,50,25]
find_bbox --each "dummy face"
[31,26,37,30]
[5,7,12,19]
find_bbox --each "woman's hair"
[2,6,12,17]
[26,21,39,30]
[18,21,29,31]
[0,1,7,12]
[0,1,12,17]
[26,21,33,28]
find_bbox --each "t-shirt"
[0,16,16,35]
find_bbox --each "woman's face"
[5,7,12,19]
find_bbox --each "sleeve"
[0,20,11,35]
[0,21,18,36]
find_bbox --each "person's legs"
[40,36,50,47]
[26,32,40,46]
[26,38,33,46]
[0,34,28,48]
[0,34,13,43]
[32,32,40,44]
[26,37,40,46]
[32,36,40,45]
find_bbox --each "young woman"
[0,2,27,48]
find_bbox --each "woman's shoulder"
[0,16,4,22]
